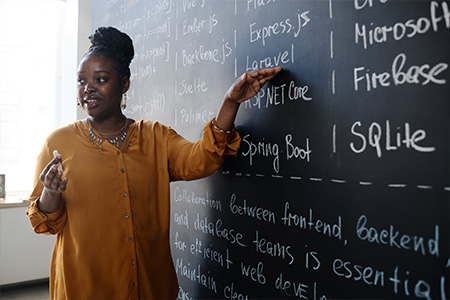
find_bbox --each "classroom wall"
[0,207,56,285]
[0,0,91,286]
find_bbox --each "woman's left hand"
[224,66,282,104]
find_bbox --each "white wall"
[0,0,91,286]
[0,207,56,285]
[55,0,79,128]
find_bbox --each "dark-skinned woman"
[26,26,281,300]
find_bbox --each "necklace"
[87,118,130,153]
[90,118,129,137]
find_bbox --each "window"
[0,0,78,203]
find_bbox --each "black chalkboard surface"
[92,1,449,299]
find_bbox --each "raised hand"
[39,154,67,193]
[37,154,68,213]
[215,67,282,131]
[225,67,282,104]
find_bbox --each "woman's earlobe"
[122,77,130,93]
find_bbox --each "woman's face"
[77,54,129,119]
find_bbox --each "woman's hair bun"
[87,27,135,77]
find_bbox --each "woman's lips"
[83,98,101,109]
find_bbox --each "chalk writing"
[175,259,218,293]
[247,0,275,11]
[354,0,388,10]
[354,53,448,92]
[249,10,310,46]
[356,215,440,257]
[173,186,222,211]
[180,42,233,67]
[253,230,295,264]
[174,108,215,126]
[145,0,171,19]
[175,77,208,96]
[118,0,139,14]
[182,0,205,12]
[275,273,330,299]
[240,134,280,173]
[174,231,188,251]
[333,257,385,286]
[244,80,311,110]
[305,250,321,270]
[125,91,165,116]
[240,133,311,173]
[194,214,247,247]
[144,16,171,39]
[181,13,218,35]
[390,263,450,299]
[174,210,189,229]
[286,134,311,163]
[139,41,169,63]
[245,44,294,71]
[355,1,450,48]
[224,282,249,300]
[190,238,233,269]
[349,120,436,157]
[282,202,344,243]
[229,193,276,223]
[240,261,266,285]
[177,286,193,300]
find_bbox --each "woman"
[26,26,281,299]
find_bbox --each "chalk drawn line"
[222,171,449,191]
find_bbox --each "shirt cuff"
[204,119,241,156]
[26,199,66,235]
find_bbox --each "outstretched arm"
[215,67,282,131]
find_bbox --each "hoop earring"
[122,93,127,109]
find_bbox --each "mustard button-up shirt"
[26,119,240,300]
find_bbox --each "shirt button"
[123,192,128,197]
[121,168,125,173]
[128,237,133,242]
[117,151,120,155]
[125,213,130,219]
[131,260,136,265]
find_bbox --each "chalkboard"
[91,1,450,299]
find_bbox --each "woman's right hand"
[38,154,68,213]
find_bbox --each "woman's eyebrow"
[93,70,112,74]
[76,70,112,74]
